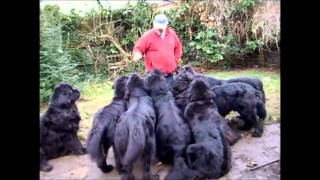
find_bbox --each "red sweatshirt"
[133,27,182,74]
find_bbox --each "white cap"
[153,14,168,29]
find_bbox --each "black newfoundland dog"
[113,73,158,180]
[184,79,232,179]
[177,65,265,102]
[40,83,86,172]
[174,68,266,137]
[171,73,193,112]
[144,70,191,164]
[86,76,128,173]
[211,82,266,137]
[172,74,241,143]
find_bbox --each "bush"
[189,29,225,63]
[40,5,82,102]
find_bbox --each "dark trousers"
[164,73,173,87]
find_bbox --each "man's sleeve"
[133,33,149,55]
[132,32,152,69]
[173,30,182,64]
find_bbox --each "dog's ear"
[124,91,130,101]
[143,77,151,91]
[188,92,194,103]
[144,82,152,95]
[211,91,216,99]
[73,88,80,100]
[176,65,182,74]
[186,75,194,82]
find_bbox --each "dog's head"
[112,75,128,99]
[125,73,147,100]
[145,69,169,95]
[172,74,194,93]
[49,83,80,107]
[188,79,214,103]
[176,64,196,76]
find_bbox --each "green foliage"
[166,3,209,63]
[229,0,257,16]
[225,0,260,57]
[119,1,153,56]
[40,5,82,102]
[189,29,225,63]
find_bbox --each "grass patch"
[76,80,115,140]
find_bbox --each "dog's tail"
[256,98,267,120]
[254,84,266,104]
[258,87,266,104]
[86,122,108,161]
[219,130,232,176]
[257,80,266,103]
[122,125,145,165]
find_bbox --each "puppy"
[184,79,232,179]
[86,76,128,173]
[211,82,266,137]
[171,74,194,112]
[113,74,158,180]
[40,83,86,172]
[227,77,265,103]
[175,65,266,137]
[177,64,265,102]
[144,69,191,164]
[172,74,241,144]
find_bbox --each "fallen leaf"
[247,160,258,167]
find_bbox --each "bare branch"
[250,159,279,171]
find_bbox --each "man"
[132,14,182,85]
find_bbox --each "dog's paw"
[73,147,87,155]
[121,173,135,180]
[150,174,160,180]
[143,173,159,180]
[81,147,87,154]
[40,163,53,172]
[100,164,114,173]
[251,128,263,137]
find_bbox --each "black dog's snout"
[73,89,80,100]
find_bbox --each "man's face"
[154,26,166,34]
[157,28,164,33]
[153,25,166,34]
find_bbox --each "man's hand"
[132,51,142,63]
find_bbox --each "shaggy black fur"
[144,70,191,165]
[40,83,86,172]
[227,77,265,102]
[86,76,128,173]
[177,65,265,102]
[184,79,232,179]
[172,74,241,144]
[113,73,159,180]
[175,65,266,137]
[211,82,266,137]
[171,74,193,112]
[164,157,198,180]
